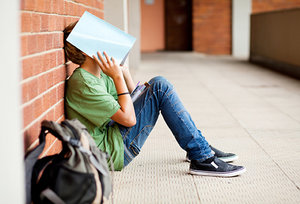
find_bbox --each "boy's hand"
[120,65,130,76]
[93,51,122,79]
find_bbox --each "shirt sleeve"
[71,81,120,127]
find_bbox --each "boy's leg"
[118,76,213,166]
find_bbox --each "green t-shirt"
[65,68,124,170]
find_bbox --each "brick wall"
[192,0,232,55]
[252,0,300,13]
[21,0,104,155]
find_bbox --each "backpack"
[25,119,112,204]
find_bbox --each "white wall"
[232,0,252,58]
[104,0,128,32]
[104,0,141,73]
[128,0,141,72]
[0,0,24,203]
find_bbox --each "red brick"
[49,51,57,68]
[46,71,55,89]
[20,0,25,10]
[52,0,58,13]
[252,0,300,13]
[37,74,48,94]
[45,33,54,50]
[36,34,46,52]
[95,1,104,10]
[21,12,32,32]
[27,34,38,55]
[46,108,55,121]
[41,14,49,32]
[21,35,28,56]
[57,49,65,65]
[22,57,35,79]
[56,15,65,31]
[65,1,72,16]
[77,4,86,16]
[57,0,64,15]
[42,93,51,111]
[33,97,44,118]
[22,82,29,104]
[23,0,36,11]
[31,13,41,32]
[36,0,45,12]
[54,100,64,119]
[56,82,65,101]
[49,88,58,106]
[53,66,65,85]
[28,78,39,101]
[48,15,56,31]
[23,103,34,127]
[45,141,62,156]
[53,32,64,48]
[193,0,231,55]
[44,0,52,13]
[23,122,40,150]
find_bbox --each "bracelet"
[117,92,130,96]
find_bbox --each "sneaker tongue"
[202,156,215,164]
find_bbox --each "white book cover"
[67,11,136,65]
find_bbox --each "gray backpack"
[25,119,112,204]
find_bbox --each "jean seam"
[130,125,153,146]
[122,85,155,141]
[159,87,211,160]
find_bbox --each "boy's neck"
[81,56,101,78]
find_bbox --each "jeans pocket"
[129,143,140,156]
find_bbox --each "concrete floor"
[109,52,300,204]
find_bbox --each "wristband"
[117,92,130,96]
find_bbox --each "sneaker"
[189,157,246,177]
[186,145,238,163]
[210,145,239,163]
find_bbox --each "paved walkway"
[110,52,300,203]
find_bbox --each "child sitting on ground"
[63,22,246,177]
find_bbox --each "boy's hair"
[63,21,86,65]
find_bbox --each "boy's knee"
[149,76,172,88]
[148,76,174,94]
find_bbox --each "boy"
[64,22,246,177]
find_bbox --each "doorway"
[165,0,193,51]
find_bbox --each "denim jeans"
[117,76,213,167]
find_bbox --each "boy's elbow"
[128,116,136,127]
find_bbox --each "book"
[66,11,136,65]
[130,82,150,103]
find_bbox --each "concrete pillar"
[128,0,141,72]
[104,0,128,32]
[232,0,252,58]
[104,0,141,73]
[0,0,24,203]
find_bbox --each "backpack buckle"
[69,138,81,147]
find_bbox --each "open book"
[66,11,136,65]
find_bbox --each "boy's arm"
[120,65,135,93]
[94,51,136,127]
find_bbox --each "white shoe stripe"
[211,161,218,169]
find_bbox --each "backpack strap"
[25,120,71,204]
[24,127,48,204]
[41,188,65,204]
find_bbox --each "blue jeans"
[117,76,213,167]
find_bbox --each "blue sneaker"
[189,157,246,177]
[186,145,239,163]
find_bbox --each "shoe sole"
[189,167,246,177]
[186,155,239,163]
